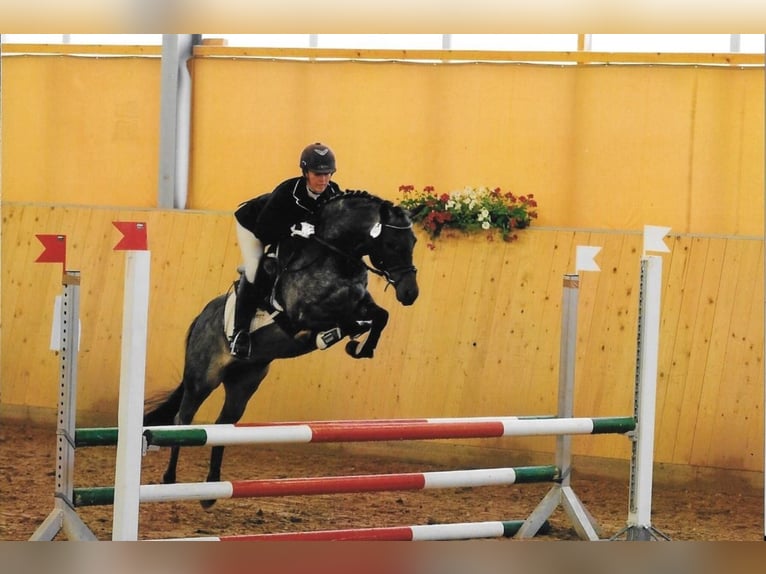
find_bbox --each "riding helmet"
[300,142,336,174]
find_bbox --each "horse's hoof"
[162,473,176,484]
[200,499,217,510]
[345,341,374,359]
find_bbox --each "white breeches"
[236,222,264,283]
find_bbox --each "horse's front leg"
[344,293,389,359]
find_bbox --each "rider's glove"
[290,222,315,238]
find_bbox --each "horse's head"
[367,201,419,306]
[315,191,419,306]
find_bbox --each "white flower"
[481,221,491,230]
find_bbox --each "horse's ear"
[403,203,427,222]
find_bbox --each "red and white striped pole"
[74,465,558,506]
[157,519,526,542]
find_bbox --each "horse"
[143,190,419,507]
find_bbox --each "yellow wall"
[188,60,764,236]
[1,54,161,206]
[1,204,762,473]
[1,51,763,235]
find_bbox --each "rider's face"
[306,171,333,194]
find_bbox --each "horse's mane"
[318,189,408,222]
[319,189,388,208]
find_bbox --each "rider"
[229,142,343,359]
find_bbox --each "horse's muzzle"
[395,272,419,306]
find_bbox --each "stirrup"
[230,330,252,359]
[316,327,342,350]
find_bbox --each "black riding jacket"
[234,176,343,246]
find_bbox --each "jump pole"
[77,415,636,447]
[141,416,635,447]
[110,222,150,542]
[73,465,559,506]
[156,519,528,541]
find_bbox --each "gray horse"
[144,191,419,506]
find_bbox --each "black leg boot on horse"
[230,273,268,359]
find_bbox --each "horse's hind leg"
[161,379,218,484]
[200,361,270,509]
[162,391,210,484]
[164,446,181,485]
[158,295,232,485]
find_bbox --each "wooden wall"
[2,203,762,473]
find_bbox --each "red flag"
[113,221,148,251]
[35,234,67,270]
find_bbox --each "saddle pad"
[223,292,278,340]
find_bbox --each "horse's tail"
[143,383,184,426]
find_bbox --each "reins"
[309,224,417,289]
[285,191,417,288]
[309,235,387,279]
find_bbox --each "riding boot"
[230,275,259,359]
[251,264,275,307]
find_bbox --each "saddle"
[224,243,284,340]
[223,293,279,341]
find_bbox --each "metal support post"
[517,274,602,540]
[30,271,97,541]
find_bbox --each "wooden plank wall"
[1,203,763,473]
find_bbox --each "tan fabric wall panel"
[2,203,762,472]
[2,55,762,234]
[1,55,161,206]
[188,60,763,236]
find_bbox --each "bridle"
[310,222,417,289]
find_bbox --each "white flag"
[576,245,602,272]
[643,225,671,254]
